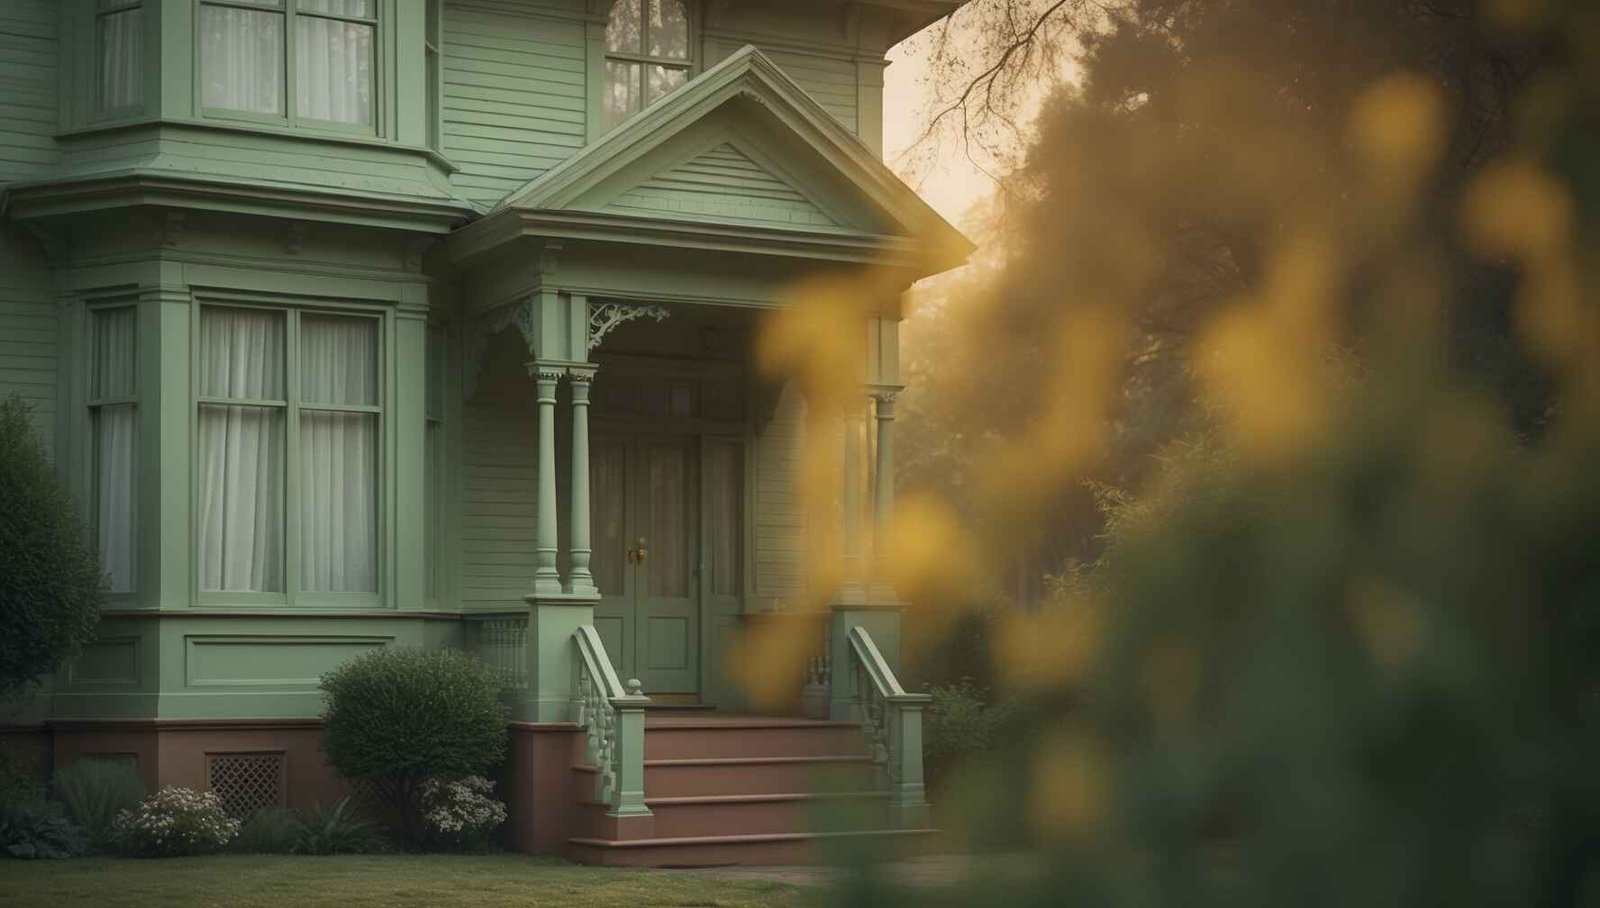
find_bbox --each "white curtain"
[299,315,377,593]
[296,8,374,125]
[201,3,285,114]
[99,3,143,110]
[198,308,285,592]
[92,308,138,593]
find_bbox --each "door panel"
[591,436,634,676]
[634,436,699,693]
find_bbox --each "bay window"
[604,0,692,131]
[89,306,138,594]
[199,0,376,128]
[97,0,144,112]
[197,305,380,598]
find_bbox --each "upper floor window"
[98,0,144,112]
[199,0,376,129]
[604,0,691,131]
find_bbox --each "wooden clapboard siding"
[603,144,838,228]
[442,1,590,206]
[460,397,539,610]
[752,383,807,604]
[0,0,59,445]
[758,48,859,134]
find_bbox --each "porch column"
[530,363,565,597]
[838,404,866,603]
[871,388,899,573]
[567,365,598,597]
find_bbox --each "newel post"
[888,694,931,827]
[609,680,651,818]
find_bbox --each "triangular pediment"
[601,142,842,230]
[491,46,972,268]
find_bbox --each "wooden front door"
[591,433,701,695]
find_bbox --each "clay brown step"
[579,791,892,840]
[643,718,866,761]
[567,828,938,868]
[641,755,881,798]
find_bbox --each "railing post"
[609,680,651,818]
[828,605,903,722]
[888,695,930,828]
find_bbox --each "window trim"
[85,301,141,600]
[595,0,698,136]
[190,297,390,608]
[195,0,389,138]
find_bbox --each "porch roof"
[446,45,974,282]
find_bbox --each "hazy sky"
[881,34,998,228]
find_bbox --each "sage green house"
[0,0,970,864]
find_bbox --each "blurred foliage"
[754,0,1600,903]
[923,679,1015,793]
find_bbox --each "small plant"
[294,798,387,856]
[52,760,145,849]
[320,647,508,844]
[0,750,42,809]
[0,801,88,859]
[232,806,301,855]
[924,678,1011,790]
[111,787,240,858]
[420,776,507,851]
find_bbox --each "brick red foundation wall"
[43,721,356,811]
[502,723,586,856]
[12,720,591,854]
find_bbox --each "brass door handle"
[628,538,649,564]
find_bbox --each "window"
[89,306,138,593]
[97,0,144,112]
[196,306,380,596]
[199,0,376,128]
[604,0,691,131]
[424,325,444,599]
[424,0,441,151]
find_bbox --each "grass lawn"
[0,853,813,908]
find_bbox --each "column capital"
[527,362,567,385]
[869,384,904,405]
[567,364,598,384]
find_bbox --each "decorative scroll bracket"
[589,302,669,352]
[464,300,536,401]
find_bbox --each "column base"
[520,592,603,723]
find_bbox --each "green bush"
[293,799,388,856]
[924,679,1011,790]
[0,800,88,859]
[52,760,144,849]
[232,806,302,854]
[320,648,508,844]
[0,396,105,695]
[0,751,42,810]
[111,787,240,858]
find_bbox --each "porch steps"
[567,714,935,866]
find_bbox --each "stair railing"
[572,625,652,817]
[844,625,931,825]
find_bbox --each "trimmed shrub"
[52,760,145,849]
[0,396,105,695]
[232,806,302,855]
[0,801,88,859]
[320,647,508,844]
[419,776,507,851]
[294,799,388,856]
[111,787,240,858]
[0,751,42,810]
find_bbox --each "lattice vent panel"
[207,752,285,820]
